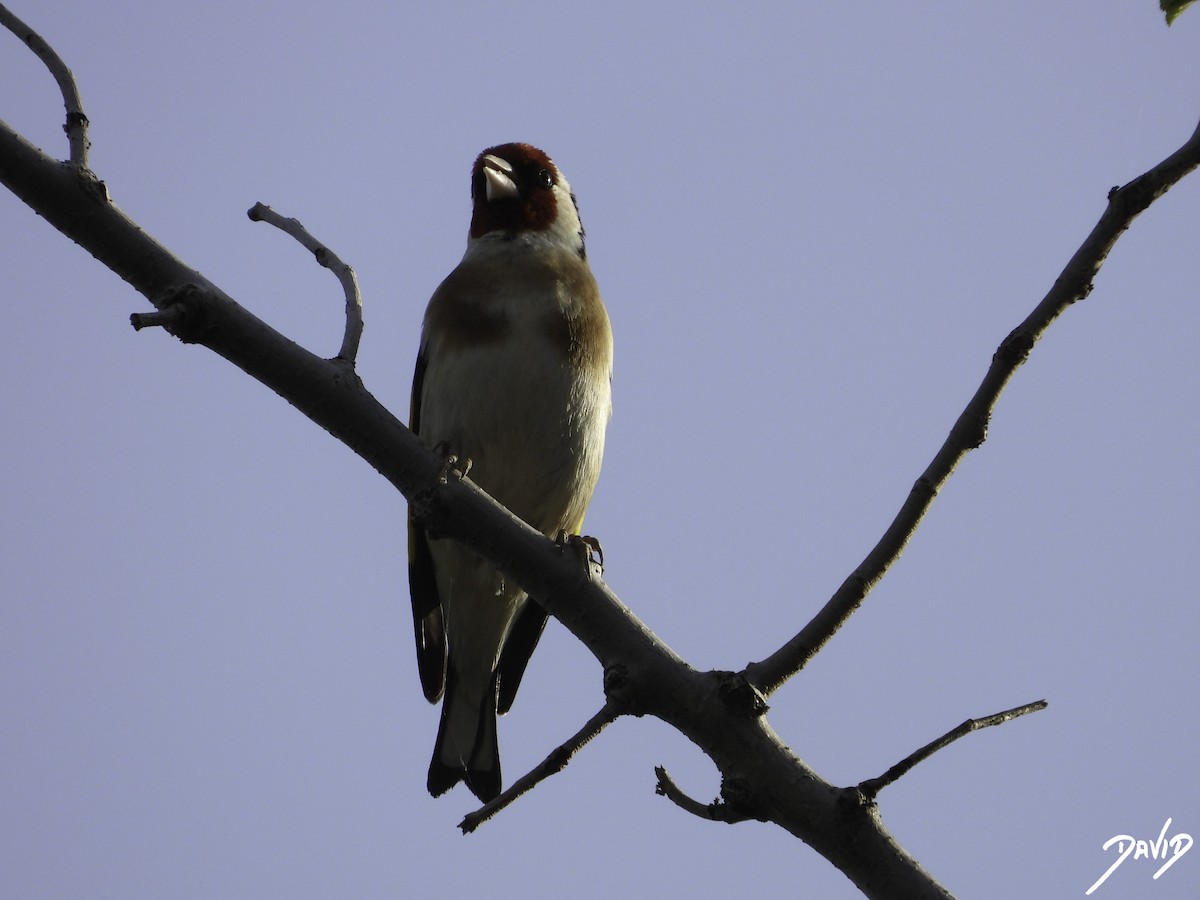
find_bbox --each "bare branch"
[248,202,364,364]
[0,3,89,167]
[745,116,1200,697]
[460,701,621,834]
[654,767,754,824]
[130,304,187,331]
[857,700,1049,800]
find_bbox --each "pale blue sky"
[2,3,1198,897]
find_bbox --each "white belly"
[419,334,609,535]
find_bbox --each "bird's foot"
[556,531,604,579]
[434,441,472,484]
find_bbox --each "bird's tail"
[427,666,501,802]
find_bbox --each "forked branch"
[0,3,89,167]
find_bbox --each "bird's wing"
[408,343,446,703]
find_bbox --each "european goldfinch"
[408,143,613,801]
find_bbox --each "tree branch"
[744,117,1200,698]
[857,700,1048,800]
[654,766,755,824]
[130,303,188,332]
[460,701,621,834]
[247,201,364,364]
[0,3,89,167]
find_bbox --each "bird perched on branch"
[408,143,613,801]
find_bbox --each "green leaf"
[1161,0,1197,24]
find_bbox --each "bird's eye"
[537,168,554,188]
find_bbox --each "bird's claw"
[556,531,604,579]
[434,442,472,484]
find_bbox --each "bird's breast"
[418,269,611,534]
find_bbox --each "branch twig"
[459,701,621,834]
[654,766,754,824]
[0,3,90,167]
[857,700,1048,799]
[248,202,363,364]
[745,116,1200,697]
[130,304,187,332]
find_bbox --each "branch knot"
[717,671,769,718]
[602,663,641,714]
[129,284,208,342]
[996,328,1035,365]
[720,776,764,821]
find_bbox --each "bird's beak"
[481,155,519,202]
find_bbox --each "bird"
[407,142,613,802]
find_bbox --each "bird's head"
[468,142,585,258]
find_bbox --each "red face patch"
[469,143,561,239]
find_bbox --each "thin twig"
[654,766,754,824]
[248,202,363,364]
[857,700,1048,799]
[0,4,89,167]
[459,701,621,834]
[745,116,1200,697]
